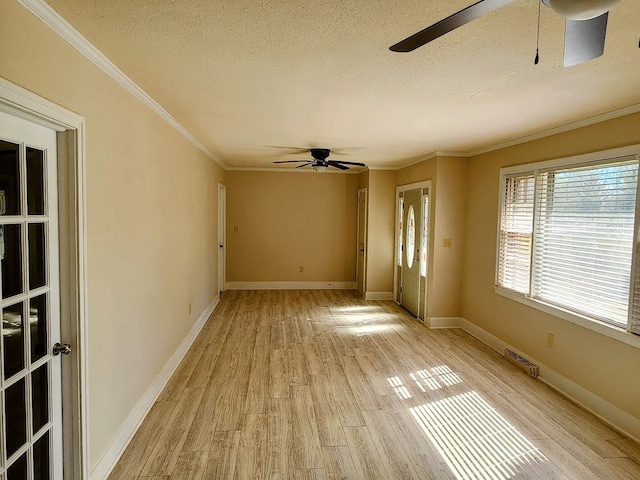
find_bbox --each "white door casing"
[0,78,89,479]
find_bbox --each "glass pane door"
[0,110,60,480]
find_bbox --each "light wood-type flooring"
[108,290,640,479]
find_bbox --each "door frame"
[218,183,226,294]
[394,181,431,320]
[0,78,89,478]
[356,188,367,297]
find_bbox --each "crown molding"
[469,103,640,157]
[394,151,467,170]
[366,166,399,171]
[376,103,640,169]
[16,0,226,169]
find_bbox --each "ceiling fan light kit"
[272,148,366,172]
[390,0,623,67]
[543,0,620,20]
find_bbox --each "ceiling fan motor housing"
[310,148,331,161]
[543,0,620,20]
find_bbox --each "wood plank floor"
[108,290,640,479]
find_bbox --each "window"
[406,205,416,268]
[397,196,404,267]
[498,174,534,294]
[497,151,640,335]
[420,194,429,277]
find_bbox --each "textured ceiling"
[44,0,640,169]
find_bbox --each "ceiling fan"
[390,0,621,66]
[273,148,366,171]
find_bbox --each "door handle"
[52,343,72,356]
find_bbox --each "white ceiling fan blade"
[563,12,608,66]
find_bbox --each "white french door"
[0,110,62,479]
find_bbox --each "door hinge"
[399,286,403,293]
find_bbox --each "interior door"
[0,110,62,479]
[400,188,421,316]
[218,184,226,294]
[356,189,367,296]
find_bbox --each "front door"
[0,110,62,479]
[400,188,421,316]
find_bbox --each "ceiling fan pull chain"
[535,0,542,64]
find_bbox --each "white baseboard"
[455,317,640,444]
[89,296,220,480]
[225,281,356,290]
[427,316,464,329]
[364,292,394,300]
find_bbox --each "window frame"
[494,145,640,349]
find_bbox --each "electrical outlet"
[233,226,239,233]
[299,266,304,273]
[443,238,452,248]
[547,333,554,349]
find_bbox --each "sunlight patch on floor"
[411,365,463,391]
[410,391,547,480]
[333,305,382,314]
[347,323,396,335]
[387,376,412,399]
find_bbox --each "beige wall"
[431,157,467,318]
[365,170,396,294]
[463,112,640,421]
[225,171,358,282]
[1,0,224,468]
[358,169,369,190]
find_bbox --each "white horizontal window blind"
[497,174,535,294]
[497,152,640,335]
[630,242,640,335]
[532,159,638,328]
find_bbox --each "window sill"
[494,286,640,349]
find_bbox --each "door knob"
[52,343,72,356]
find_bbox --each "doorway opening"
[356,188,367,297]
[395,181,430,320]
[218,183,226,295]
